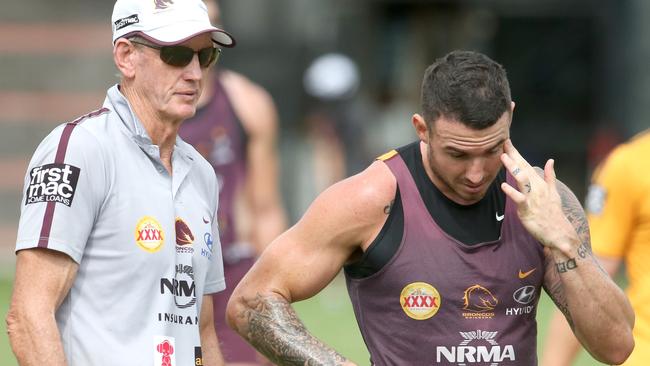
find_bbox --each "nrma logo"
[436,330,515,365]
[160,264,196,309]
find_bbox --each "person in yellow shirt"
[542,130,650,365]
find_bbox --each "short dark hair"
[420,50,511,130]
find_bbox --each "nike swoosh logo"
[496,212,505,221]
[518,268,536,279]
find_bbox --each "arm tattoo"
[577,243,588,259]
[556,182,607,275]
[557,185,590,250]
[542,180,598,330]
[544,274,575,330]
[555,258,578,273]
[236,293,348,366]
[384,200,394,215]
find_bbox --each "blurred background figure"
[542,129,650,366]
[584,124,623,177]
[293,53,369,212]
[178,1,287,364]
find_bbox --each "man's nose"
[184,54,203,80]
[465,158,485,185]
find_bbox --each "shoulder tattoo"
[384,200,395,215]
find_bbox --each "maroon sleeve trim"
[37,107,109,248]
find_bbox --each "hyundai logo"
[513,286,536,305]
[204,232,213,251]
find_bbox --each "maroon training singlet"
[178,73,246,250]
[178,74,258,363]
[345,152,545,366]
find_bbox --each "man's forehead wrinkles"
[440,133,505,147]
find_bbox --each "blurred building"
[1,0,649,246]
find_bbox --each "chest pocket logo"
[400,282,441,320]
[462,284,498,319]
[135,216,165,253]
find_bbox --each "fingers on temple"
[500,153,525,184]
[504,139,531,170]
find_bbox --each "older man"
[6,0,234,365]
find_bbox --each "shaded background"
[1,0,648,364]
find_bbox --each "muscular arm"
[226,161,395,365]
[500,140,634,364]
[541,256,622,366]
[199,295,225,366]
[6,248,78,365]
[221,71,287,254]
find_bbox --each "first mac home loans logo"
[25,163,80,207]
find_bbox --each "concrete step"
[0,91,107,124]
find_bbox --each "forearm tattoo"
[555,258,578,273]
[545,277,575,330]
[558,187,590,250]
[557,184,607,275]
[236,293,348,366]
[577,243,588,259]
[543,181,602,329]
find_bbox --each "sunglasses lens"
[160,46,195,67]
[158,45,220,68]
[198,47,220,68]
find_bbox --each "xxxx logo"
[135,216,165,253]
[138,229,162,241]
[400,282,441,320]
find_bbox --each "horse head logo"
[462,284,498,312]
[154,0,174,10]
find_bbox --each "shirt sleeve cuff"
[203,278,226,294]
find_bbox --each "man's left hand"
[500,139,578,252]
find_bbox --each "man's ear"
[412,113,430,144]
[113,39,138,79]
[507,101,516,129]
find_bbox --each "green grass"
[294,274,370,364]
[1,276,16,366]
[0,274,606,365]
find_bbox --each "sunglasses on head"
[130,40,221,68]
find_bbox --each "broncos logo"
[175,218,194,245]
[462,284,498,312]
[154,0,174,10]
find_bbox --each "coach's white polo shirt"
[16,85,225,366]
